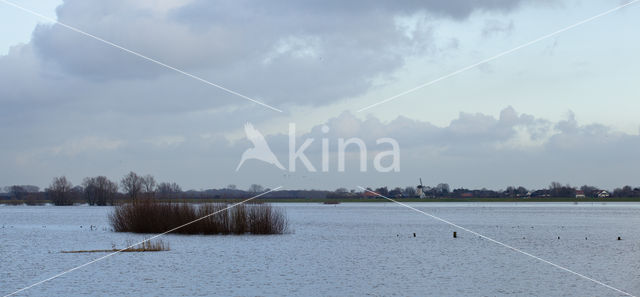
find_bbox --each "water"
[1,202,639,296]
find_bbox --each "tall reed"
[109,200,287,235]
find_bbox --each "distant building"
[460,193,473,198]
[416,185,426,198]
[416,179,426,199]
[575,190,586,198]
[597,190,610,198]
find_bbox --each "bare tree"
[614,185,634,197]
[403,186,416,197]
[22,185,40,193]
[141,174,157,198]
[374,186,389,196]
[6,185,39,200]
[157,182,182,199]
[549,182,575,197]
[580,185,598,198]
[504,186,517,197]
[516,186,528,196]
[121,172,143,201]
[8,185,27,200]
[47,176,74,206]
[83,178,98,205]
[72,185,84,202]
[83,176,118,205]
[549,181,562,191]
[435,183,450,196]
[248,184,264,193]
[389,187,403,197]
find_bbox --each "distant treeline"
[2,173,640,205]
[0,172,330,205]
[354,182,639,199]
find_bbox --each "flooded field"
[2,202,639,296]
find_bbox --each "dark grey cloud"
[18,0,546,108]
[0,0,552,178]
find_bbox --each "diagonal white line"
[357,0,640,113]
[357,186,636,297]
[0,0,283,113]
[2,186,283,297]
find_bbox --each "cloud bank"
[4,0,635,192]
[5,107,638,190]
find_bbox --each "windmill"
[416,178,426,199]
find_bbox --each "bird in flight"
[236,122,285,171]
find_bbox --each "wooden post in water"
[453,231,457,238]
[618,236,621,240]
[413,233,416,237]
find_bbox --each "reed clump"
[109,200,288,235]
[62,238,169,253]
[125,238,169,252]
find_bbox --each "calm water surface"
[1,202,639,296]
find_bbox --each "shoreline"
[2,197,640,205]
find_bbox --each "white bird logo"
[236,122,285,171]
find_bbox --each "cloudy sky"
[0,0,638,191]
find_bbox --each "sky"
[0,0,639,192]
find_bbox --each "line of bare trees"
[33,172,182,206]
[5,178,640,205]
[120,172,182,200]
[1,185,40,203]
